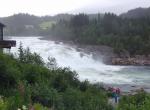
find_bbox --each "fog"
[71,0,150,15]
[0,0,150,17]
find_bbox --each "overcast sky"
[0,0,150,17]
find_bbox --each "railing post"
[0,27,3,52]
[0,28,3,41]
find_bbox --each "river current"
[8,36,150,89]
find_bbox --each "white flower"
[17,108,21,110]
[22,105,27,110]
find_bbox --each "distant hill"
[120,7,150,18]
[2,7,150,36]
[0,13,102,36]
[0,13,73,36]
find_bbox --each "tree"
[70,14,89,27]
[46,56,57,70]
[18,42,24,62]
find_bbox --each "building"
[0,23,16,49]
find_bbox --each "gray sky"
[0,0,150,17]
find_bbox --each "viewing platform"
[0,22,16,49]
[0,40,16,48]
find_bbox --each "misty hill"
[0,14,40,36]
[1,7,150,36]
[0,13,73,36]
[0,13,102,36]
[120,7,150,18]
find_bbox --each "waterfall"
[9,36,150,85]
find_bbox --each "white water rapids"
[8,36,150,87]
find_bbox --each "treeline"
[0,13,99,36]
[48,13,150,56]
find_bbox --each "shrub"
[33,103,49,110]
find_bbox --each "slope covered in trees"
[0,13,73,36]
[120,7,150,18]
[49,13,150,56]
[0,46,113,110]
[0,13,101,36]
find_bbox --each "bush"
[0,96,7,110]
[117,91,150,110]
[33,103,49,110]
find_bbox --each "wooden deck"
[0,40,16,48]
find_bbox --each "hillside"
[120,7,150,18]
[0,13,73,36]
[0,13,102,36]
[1,7,150,36]
[50,11,150,55]
[0,46,113,110]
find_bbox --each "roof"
[0,23,5,28]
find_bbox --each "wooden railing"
[0,40,16,48]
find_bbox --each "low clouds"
[71,0,150,14]
[0,0,150,17]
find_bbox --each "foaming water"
[9,36,150,85]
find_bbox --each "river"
[7,36,150,92]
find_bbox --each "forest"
[48,13,150,56]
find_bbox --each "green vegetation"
[117,91,150,110]
[39,21,56,30]
[1,46,150,110]
[0,45,113,110]
[0,13,73,36]
[49,13,150,56]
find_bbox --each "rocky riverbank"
[112,55,150,66]
[40,36,150,66]
[75,45,150,66]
